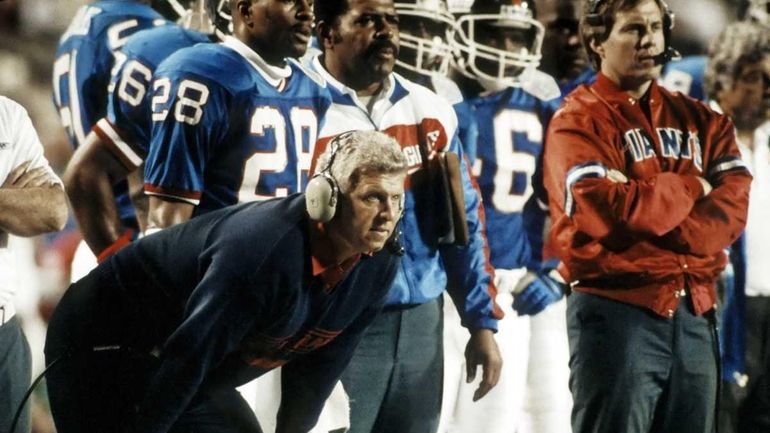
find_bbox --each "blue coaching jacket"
[98,194,398,433]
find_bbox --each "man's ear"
[316,20,341,48]
[589,37,605,60]
[235,0,252,26]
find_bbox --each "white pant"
[438,269,573,433]
[70,239,97,283]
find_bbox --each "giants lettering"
[624,127,703,172]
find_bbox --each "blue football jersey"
[660,56,707,101]
[53,0,165,149]
[470,87,561,270]
[98,24,211,169]
[559,66,597,99]
[145,39,332,215]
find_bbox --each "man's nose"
[296,0,313,20]
[376,18,396,39]
[381,198,400,221]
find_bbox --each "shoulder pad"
[431,75,464,105]
[520,69,561,102]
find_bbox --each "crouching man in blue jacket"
[44,130,408,433]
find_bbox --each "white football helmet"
[206,0,234,39]
[452,0,544,88]
[395,0,457,76]
[747,0,770,25]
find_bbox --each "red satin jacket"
[544,73,752,318]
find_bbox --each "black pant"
[567,291,719,433]
[736,296,770,433]
[44,266,262,433]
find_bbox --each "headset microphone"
[652,46,681,65]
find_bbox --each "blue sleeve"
[453,100,478,165]
[105,54,155,158]
[133,263,261,433]
[144,68,229,204]
[720,233,747,384]
[441,133,502,331]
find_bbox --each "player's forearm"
[146,197,194,230]
[0,186,68,236]
[65,169,124,254]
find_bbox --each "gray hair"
[315,130,408,194]
[704,21,770,100]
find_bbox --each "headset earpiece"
[306,132,355,222]
[305,172,339,222]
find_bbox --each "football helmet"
[151,0,216,34]
[452,0,544,87]
[746,0,770,25]
[395,0,457,76]
[206,0,234,39]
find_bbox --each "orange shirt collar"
[309,222,372,290]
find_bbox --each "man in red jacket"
[543,0,752,432]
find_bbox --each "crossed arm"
[0,161,67,237]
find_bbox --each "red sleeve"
[657,116,751,255]
[545,112,704,243]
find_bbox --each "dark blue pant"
[567,291,719,433]
[44,266,262,433]
[0,316,31,433]
[341,297,443,433]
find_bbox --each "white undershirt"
[222,36,292,89]
[740,122,770,297]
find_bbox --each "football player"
[53,0,189,280]
[439,1,572,433]
[143,0,329,227]
[63,0,215,266]
[393,0,480,161]
[309,0,503,431]
[536,0,595,95]
[142,2,336,431]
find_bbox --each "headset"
[305,131,405,256]
[305,131,353,223]
[584,0,680,64]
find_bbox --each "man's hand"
[696,176,713,197]
[511,270,566,316]
[465,328,502,401]
[2,161,58,189]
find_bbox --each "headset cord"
[8,354,66,433]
